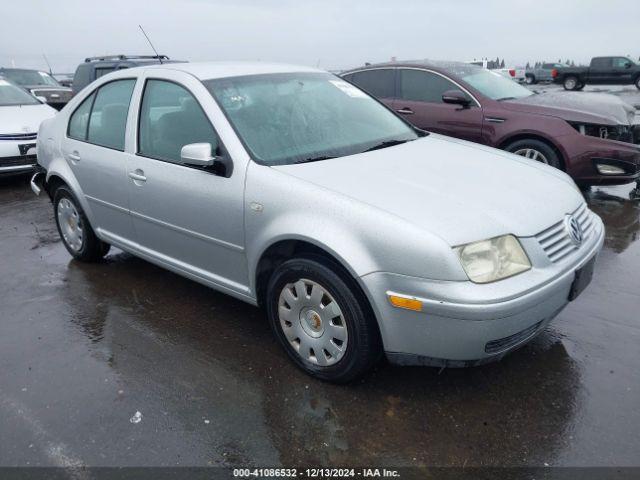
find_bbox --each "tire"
[563,76,579,90]
[505,138,562,170]
[575,82,585,91]
[53,185,110,262]
[266,256,381,383]
[635,77,640,90]
[525,75,536,85]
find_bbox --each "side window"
[349,70,395,98]
[95,67,116,79]
[613,57,631,68]
[399,69,470,104]
[138,79,220,164]
[68,92,95,140]
[591,58,611,69]
[86,79,136,151]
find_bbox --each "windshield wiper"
[362,138,412,153]
[294,155,337,164]
[496,96,517,101]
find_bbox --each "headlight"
[455,235,531,284]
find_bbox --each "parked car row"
[0,67,72,110]
[30,62,604,382]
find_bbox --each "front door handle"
[396,107,414,115]
[128,170,147,182]
[68,151,81,162]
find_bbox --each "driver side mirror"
[442,89,471,108]
[180,142,231,176]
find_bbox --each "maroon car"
[341,61,640,186]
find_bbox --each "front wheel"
[266,257,381,383]
[635,77,640,90]
[525,75,536,85]
[505,139,562,170]
[53,186,110,262]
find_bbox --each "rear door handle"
[128,170,147,182]
[396,107,414,115]
[68,151,81,161]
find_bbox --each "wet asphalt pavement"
[1,88,640,470]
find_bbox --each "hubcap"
[57,198,84,252]
[278,279,348,366]
[566,78,576,89]
[514,148,549,164]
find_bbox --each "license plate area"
[569,255,596,301]
[19,143,36,156]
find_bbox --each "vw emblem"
[564,214,583,246]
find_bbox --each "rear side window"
[398,69,470,104]
[86,80,136,150]
[348,70,395,98]
[67,92,95,140]
[138,79,220,164]
[591,58,611,69]
[67,79,135,150]
[95,67,116,79]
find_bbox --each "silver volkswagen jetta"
[32,62,604,382]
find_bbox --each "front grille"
[485,321,544,354]
[0,132,37,141]
[535,203,595,263]
[0,155,37,167]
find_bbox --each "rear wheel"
[266,257,381,383]
[53,186,110,262]
[563,76,579,90]
[505,139,561,169]
[635,77,640,90]
[525,74,536,85]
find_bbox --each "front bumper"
[562,132,640,186]
[361,214,605,366]
[0,140,37,176]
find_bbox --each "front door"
[393,68,484,143]
[60,78,137,240]
[127,71,249,296]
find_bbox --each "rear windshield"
[0,80,40,106]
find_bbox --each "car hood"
[0,104,57,134]
[503,91,636,126]
[274,134,583,246]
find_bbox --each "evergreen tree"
[500,58,505,68]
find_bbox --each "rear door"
[589,57,613,84]
[393,68,483,142]
[61,77,137,240]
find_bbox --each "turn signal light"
[388,294,423,312]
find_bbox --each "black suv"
[71,55,185,94]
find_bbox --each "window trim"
[135,77,230,174]
[65,77,137,152]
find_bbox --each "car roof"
[341,59,482,76]
[141,61,324,80]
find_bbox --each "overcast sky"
[2,0,639,73]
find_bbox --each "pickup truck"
[552,56,640,91]
[525,63,567,85]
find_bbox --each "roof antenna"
[138,25,163,64]
[42,54,53,74]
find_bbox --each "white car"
[0,79,57,176]
[465,60,525,82]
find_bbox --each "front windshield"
[204,72,418,166]
[1,69,60,87]
[461,69,534,101]
[0,80,41,106]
